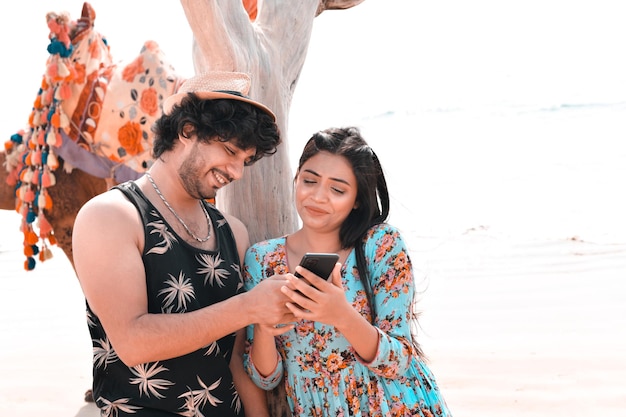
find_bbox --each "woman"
[242,127,452,416]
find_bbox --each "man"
[72,71,294,416]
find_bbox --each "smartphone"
[294,252,339,282]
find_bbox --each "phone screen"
[294,253,339,281]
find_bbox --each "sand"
[1,209,625,416]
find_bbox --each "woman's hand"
[283,263,380,362]
[282,263,352,328]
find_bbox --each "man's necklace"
[145,172,212,243]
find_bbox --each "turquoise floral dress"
[243,224,452,417]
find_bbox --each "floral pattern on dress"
[243,224,453,417]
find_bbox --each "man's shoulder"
[76,185,138,223]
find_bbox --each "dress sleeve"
[241,244,285,390]
[355,224,418,379]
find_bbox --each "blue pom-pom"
[47,39,72,58]
[26,207,36,224]
[10,133,23,144]
[31,245,40,256]
[47,107,55,122]
[26,257,36,270]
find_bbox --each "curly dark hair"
[151,93,281,163]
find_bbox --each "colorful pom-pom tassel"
[39,246,54,262]
[55,131,63,147]
[60,112,70,129]
[46,130,57,146]
[51,112,61,128]
[23,169,34,184]
[37,129,46,146]
[25,257,36,271]
[47,152,58,170]
[42,169,56,188]
[45,88,54,105]
[25,230,39,245]
[11,132,24,144]
[47,62,58,79]
[23,188,35,204]
[37,190,46,208]
[43,191,52,211]
[32,150,42,166]
[57,61,70,78]
[26,206,36,224]
[60,82,72,100]
[39,214,52,237]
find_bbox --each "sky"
[3,0,626,142]
[2,0,626,241]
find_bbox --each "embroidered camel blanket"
[3,2,184,270]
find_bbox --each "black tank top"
[87,181,245,416]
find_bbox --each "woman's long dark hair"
[296,126,423,357]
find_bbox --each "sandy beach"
[1,208,625,416]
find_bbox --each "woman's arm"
[242,245,291,389]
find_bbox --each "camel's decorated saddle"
[3,2,185,270]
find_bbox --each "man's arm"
[230,328,270,417]
[72,190,293,367]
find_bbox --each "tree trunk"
[180,1,365,414]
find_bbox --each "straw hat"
[162,71,276,120]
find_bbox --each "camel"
[1,0,366,413]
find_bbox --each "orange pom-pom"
[24,245,34,257]
[40,190,53,210]
[25,230,39,245]
[48,233,57,246]
[51,112,60,128]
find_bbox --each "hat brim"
[162,90,276,121]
